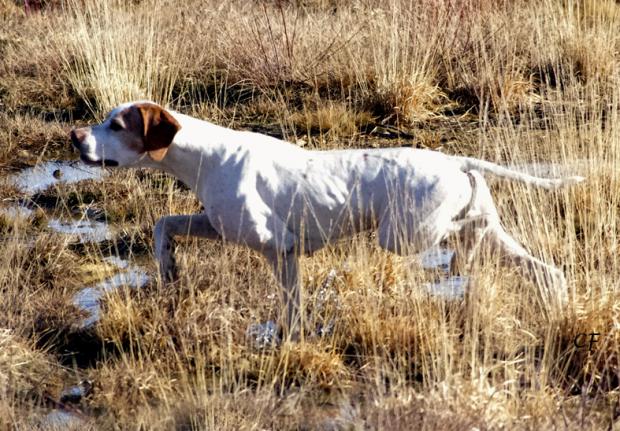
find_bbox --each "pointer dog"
[71,101,584,336]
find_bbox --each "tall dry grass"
[1,0,620,428]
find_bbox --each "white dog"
[71,101,584,337]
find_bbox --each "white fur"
[73,101,585,336]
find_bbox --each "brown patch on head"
[70,127,91,150]
[114,102,181,162]
[137,103,181,161]
[72,127,89,143]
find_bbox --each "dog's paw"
[162,269,179,285]
[159,255,179,285]
[552,271,568,302]
[543,270,569,315]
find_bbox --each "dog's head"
[70,101,181,167]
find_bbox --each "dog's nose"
[70,128,87,150]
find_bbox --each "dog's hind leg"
[154,213,221,284]
[462,171,568,313]
[265,249,301,342]
[484,223,568,311]
[448,216,490,275]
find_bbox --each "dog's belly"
[278,181,376,251]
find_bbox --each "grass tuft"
[0,0,619,428]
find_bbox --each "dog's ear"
[135,103,181,162]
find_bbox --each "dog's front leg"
[266,249,301,341]
[154,214,220,284]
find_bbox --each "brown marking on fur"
[72,127,90,143]
[134,103,181,161]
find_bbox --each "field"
[1,0,619,429]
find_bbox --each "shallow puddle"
[424,276,468,299]
[419,246,454,272]
[42,410,87,429]
[5,160,112,244]
[6,161,149,328]
[246,320,280,349]
[12,160,105,194]
[59,380,93,404]
[47,218,112,243]
[417,246,469,299]
[73,262,149,328]
[103,255,130,269]
[0,205,33,219]
[1,204,113,244]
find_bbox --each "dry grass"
[1,0,620,428]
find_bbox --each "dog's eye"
[110,121,124,131]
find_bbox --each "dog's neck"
[137,114,236,193]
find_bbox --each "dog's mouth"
[80,155,119,167]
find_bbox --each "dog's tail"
[454,156,585,189]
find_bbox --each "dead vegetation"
[1,0,620,428]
